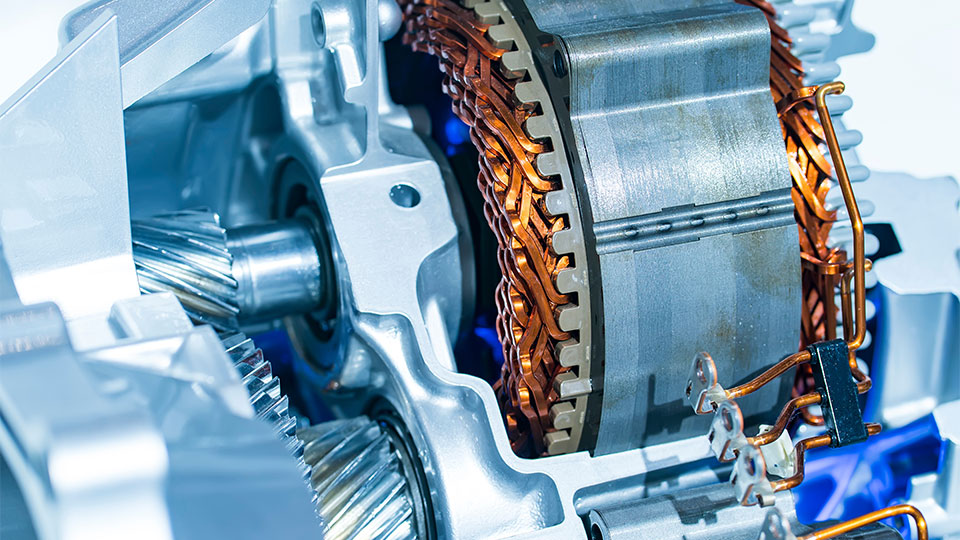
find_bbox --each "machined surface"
[133,209,240,331]
[270,2,725,537]
[228,219,326,322]
[855,172,960,428]
[299,417,420,540]
[1,1,949,540]
[0,294,318,540]
[587,482,798,540]
[524,0,801,453]
[908,401,960,539]
[0,14,140,321]
[61,0,272,108]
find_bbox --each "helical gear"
[132,209,240,332]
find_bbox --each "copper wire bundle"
[737,0,849,417]
[401,0,851,454]
[399,0,575,454]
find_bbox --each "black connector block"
[807,339,868,448]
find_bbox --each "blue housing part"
[794,414,943,538]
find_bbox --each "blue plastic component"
[794,414,943,537]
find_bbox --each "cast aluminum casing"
[0,0,956,539]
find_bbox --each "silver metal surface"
[586,483,796,540]
[0,294,318,540]
[0,237,19,306]
[759,508,798,540]
[0,302,171,540]
[61,0,272,108]
[223,332,306,462]
[228,219,325,322]
[907,400,960,540]
[263,1,724,537]
[0,8,319,539]
[299,417,417,540]
[524,0,801,453]
[850,172,960,429]
[132,210,328,329]
[132,209,240,331]
[0,13,140,321]
[0,1,950,539]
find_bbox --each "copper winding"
[401,0,869,455]
[399,0,575,454]
[798,504,929,540]
[727,349,812,401]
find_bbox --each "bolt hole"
[696,358,706,383]
[685,382,693,398]
[722,407,734,431]
[390,184,421,208]
[311,4,325,47]
[553,49,568,78]
[746,456,757,476]
[590,523,604,540]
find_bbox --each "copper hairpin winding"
[403,0,854,453]
[399,0,576,455]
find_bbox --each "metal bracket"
[732,444,776,507]
[709,401,748,462]
[758,508,797,540]
[686,352,727,414]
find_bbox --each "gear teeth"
[544,191,572,216]
[789,32,830,56]
[554,371,592,399]
[544,430,572,454]
[299,417,416,540]
[471,0,593,455]
[776,4,815,29]
[535,151,563,177]
[557,303,583,332]
[470,0,499,21]
[132,209,239,332]
[803,61,841,85]
[223,332,306,463]
[769,1,868,188]
[825,94,853,115]
[551,228,578,255]
[133,213,312,476]
[512,81,540,108]
[487,24,515,48]
[409,0,593,455]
